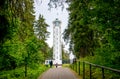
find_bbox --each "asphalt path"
[38,67,79,79]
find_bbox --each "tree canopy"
[0,0,51,77]
[63,0,120,69]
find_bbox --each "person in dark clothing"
[49,60,53,68]
[55,63,58,68]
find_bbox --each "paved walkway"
[38,67,79,79]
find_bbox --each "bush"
[0,64,48,79]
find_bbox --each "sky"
[34,0,69,51]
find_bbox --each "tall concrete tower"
[53,18,62,65]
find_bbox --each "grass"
[70,61,120,79]
[62,64,70,67]
[0,64,49,79]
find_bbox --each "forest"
[0,0,53,78]
[63,0,120,77]
[0,0,120,79]
[63,0,120,78]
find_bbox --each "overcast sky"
[34,0,69,50]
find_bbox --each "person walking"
[55,63,58,68]
[49,60,53,68]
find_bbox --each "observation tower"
[53,18,62,65]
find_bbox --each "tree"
[63,0,120,69]
[35,14,50,41]
[0,0,22,70]
[63,0,98,58]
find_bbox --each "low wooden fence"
[71,61,120,79]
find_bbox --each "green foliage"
[62,64,70,67]
[62,45,69,60]
[71,61,120,79]
[0,0,51,78]
[0,65,48,79]
[63,0,99,58]
[34,14,50,40]
[46,47,53,59]
[64,0,120,56]
[67,0,120,58]
[64,0,120,78]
